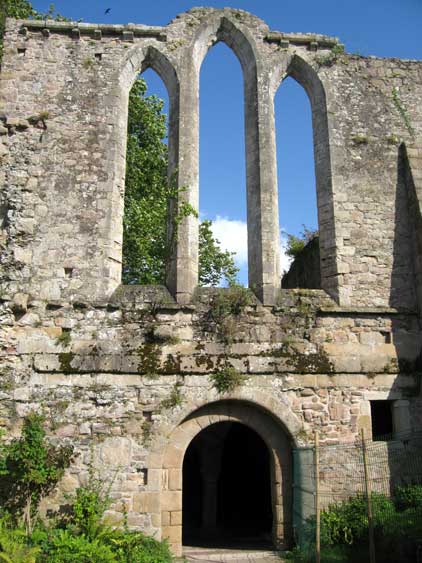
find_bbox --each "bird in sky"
[105,8,111,14]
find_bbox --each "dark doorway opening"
[182,421,273,548]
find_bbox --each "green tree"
[199,220,238,286]
[0,0,36,23]
[123,79,170,285]
[123,78,239,287]
[286,225,319,259]
[0,414,73,534]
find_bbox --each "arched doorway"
[183,421,273,548]
[158,399,296,555]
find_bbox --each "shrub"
[0,517,40,563]
[209,284,253,320]
[210,367,247,394]
[293,491,422,563]
[320,493,394,547]
[320,496,367,546]
[0,413,73,534]
[106,529,173,563]
[0,420,174,563]
[31,521,174,563]
[394,484,422,511]
[40,529,117,563]
[64,459,114,541]
[286,227,319,260]
[286,544,367,563]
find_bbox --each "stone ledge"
[318,305,417,316]
[265,31,340,49]
[14,18,166,40]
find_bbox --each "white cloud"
[209,216,248,266]
[280,229,293,275]
[207,216,292,275]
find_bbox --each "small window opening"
[17,47,26,56]
[142,410,153,422]
[140,468,148,485]
[12,308,26,322]
[370,400,394,440]
[381,331,392,344]
[64,267,74,278]
[94,53,102,61]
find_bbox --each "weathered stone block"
[100,437,132,467]
[133,492,160,514]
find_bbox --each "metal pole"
[361,428,376,563]
[315,431,320,563]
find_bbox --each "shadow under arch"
[158,398,297,555]
[182,420,272,548]
[275,54,339,302]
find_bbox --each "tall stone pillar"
[166,62,199,304]
[245,71,280,305]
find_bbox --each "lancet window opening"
[198,41,247,287]
[275,75,320,290]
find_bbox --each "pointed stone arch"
[273,54,339,301]
[177,14,281,303]
[105,46,180,290]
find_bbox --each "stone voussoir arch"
[147,389,302,556]
[119,44,180,100]
[105,44,180,290]
[270,52,339,302]
[175,11,282,304]
[189,12,262,73]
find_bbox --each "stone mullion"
[246,71,280,305]
[165,63,199,304]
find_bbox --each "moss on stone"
[293,350,334,374]
[195,354,214,370]
[58,352,75,373]
[137,343,161,374]
[141,419,153,446]
[0,369,15,392]
[160,382,184,409]
[145,326,181,345]
[259,344,334,373]
[163,353,181,374]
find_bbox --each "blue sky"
[31,0,422,284]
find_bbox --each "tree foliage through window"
[123,78,239,287]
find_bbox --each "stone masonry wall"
[1,285,422,540]
[1,7,422,554]
[1,9,422,305]
[282,237,321,289]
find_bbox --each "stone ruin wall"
[1,7,422,554]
